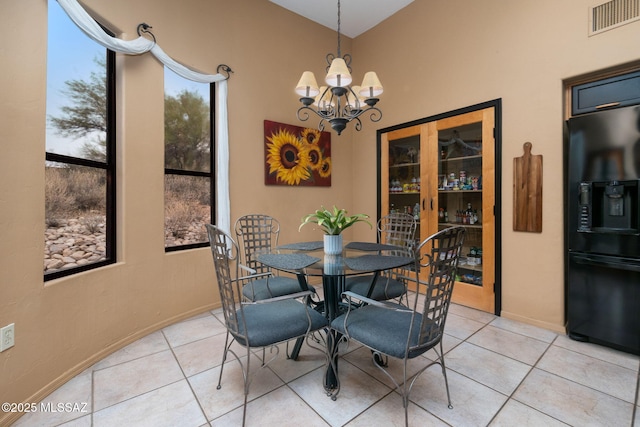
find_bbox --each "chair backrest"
[409,226,465,354]
[378,213,417,249]
[234,214,280,275]
[206,224,245,340]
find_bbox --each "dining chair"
[331,226,465,427]
[344,212,417,303]
[206,224,329,426]
[234,214,315,301]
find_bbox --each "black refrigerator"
[566,105,640,355]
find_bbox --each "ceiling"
[269,0,414,38]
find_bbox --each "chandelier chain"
[337,0,341,58]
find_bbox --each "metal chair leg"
[217,332,231,390]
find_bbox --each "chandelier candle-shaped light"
[295,0,383,135]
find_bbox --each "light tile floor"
[12,297,640,427]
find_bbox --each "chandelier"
[294,0,383,135]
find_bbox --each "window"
[164,70,214,251]
[45,0,115,280]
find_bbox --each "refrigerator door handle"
[572,254,640,273]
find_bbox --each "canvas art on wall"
[264,120,331,186]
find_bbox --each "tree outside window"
[164,72,213,250]
[45,0,115,280]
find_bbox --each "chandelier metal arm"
[355,105,382,123]
[352,117,363,132]
[296,105,335,123]
[296,103,382,135]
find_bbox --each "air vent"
[590,0,640,35]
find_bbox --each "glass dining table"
[256,241,414,395]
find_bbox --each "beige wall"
[1,0,639,421]
[348,0,640,329]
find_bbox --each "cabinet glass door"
[381,125,427,248]
[380,105,497,313]
[431,108,495,313]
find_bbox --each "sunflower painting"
[264,120,331,186]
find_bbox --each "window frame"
[45,45,116,281]
[164,83,216,253]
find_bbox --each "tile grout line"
[162,323,212,426]
[492,335,567,426]
[273,333,344,426]
[90,368,95,426]
[335,353,397,426]
[518,334,635,423]
[632,370,639,426]
[542,337,639,405]
[280,368,333,426]
[89,329,200,422]
[443,320,520,427]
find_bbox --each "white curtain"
[57,0,231,236]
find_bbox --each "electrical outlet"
[1,323,15,352]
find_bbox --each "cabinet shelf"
[390,162,420,169]
[438,222,482,229]
[458,262,482,272]
[457,278,483,286]
[438,189,482,193]
[442,154,482,162]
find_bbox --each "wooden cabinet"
[379,105,498,313]
[571,70,640,116]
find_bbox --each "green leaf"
[298,205,372,235]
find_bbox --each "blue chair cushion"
[242,276,315,301]
[331,305,437,359]
[233,299,328,347]
[344,274,406,301]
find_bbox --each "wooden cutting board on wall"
[513,142,543,232]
